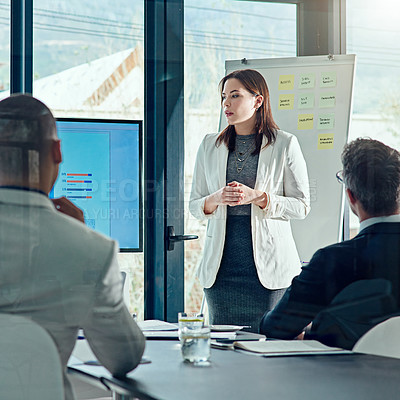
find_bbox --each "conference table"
[68,338,400,400]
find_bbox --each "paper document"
[138,319,178,331]
[143,330,236,340]
[138,320,239,339]
[234,340,352,356]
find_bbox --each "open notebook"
[234,340,352,356]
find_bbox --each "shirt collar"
[0,187,55,211]
[359,214,400,232]
[0,185,47,196]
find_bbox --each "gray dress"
[204,134,286,332]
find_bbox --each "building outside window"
[0,1,10,91]
[33,0,145,318]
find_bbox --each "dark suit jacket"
[260,222,400,344]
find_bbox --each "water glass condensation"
[180,327,211,364]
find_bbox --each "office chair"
[0,313,64,400]
[308,279,397,350]
[121,270,131,309]
[353,316,400,358]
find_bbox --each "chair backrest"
[353,316,400,358]
[121,271,130,307]
[309,279,397,349]
[0,313,64,400]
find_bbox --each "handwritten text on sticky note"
[320,72,337,88]
[298,94,314,109]
[318,134,334,150]
[319,93,336,108]
[279,74,295,90]
[318,114,335,130]
[279,94,294,110]
[298,114,314,130]
[299,73,315,89]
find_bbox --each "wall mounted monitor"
[50,118,143,252]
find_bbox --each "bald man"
[0,94,145,400]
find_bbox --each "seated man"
[0,94,145,400]
[260,138,400,348]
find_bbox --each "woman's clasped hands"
[204,181,268,214]
[217,181,244,206]
[226,181,254,205]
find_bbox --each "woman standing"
[189,69,310,332]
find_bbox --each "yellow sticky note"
[298,114,314,130]
[279,75,295,90]
[279,94,294,110]
[299,73,315,89]
[320,72,337,88]
[318,134,334,149]
[298,94,314,109]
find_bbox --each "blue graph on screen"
[50,119,142,251]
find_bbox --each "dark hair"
[342,138,400,216]
[216,69,278,154]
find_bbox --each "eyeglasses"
[336,170,344,184]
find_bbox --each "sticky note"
[279,94,294,110]
[320,72,337,88]
[279,75,295,90]
[318,113,335,130]
[298,94,314,109]
[319,93,336,108]
[298,114,314,130]
[299,73,315,89]
[318,134,334,150]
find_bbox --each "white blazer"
[189,130,310,289]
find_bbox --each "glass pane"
[0,1,10,92]
[33,0,144,319]
[347,0,400,237]
[184,0,297,313]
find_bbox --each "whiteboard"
[222,55,356,262]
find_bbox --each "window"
[347,0,400,236]
[33,0,145,318]
[0,1,10,92]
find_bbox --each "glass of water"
[180,326,211,364]
[178,312,204,340]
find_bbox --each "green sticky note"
[298,73,315,89]
[320,72,337,88]
[298,94,315,109]
[318,113,335,130]
[319,93,336,108]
